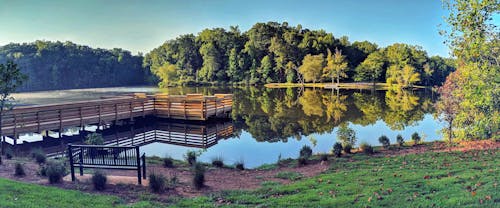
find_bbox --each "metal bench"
[67,144,146,184]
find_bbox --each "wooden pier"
[0,93,233,139]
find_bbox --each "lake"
[9,86,444,168]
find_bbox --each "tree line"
[0,41,149,91]
[144,22,456,87]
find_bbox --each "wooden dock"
[0,93,233,138]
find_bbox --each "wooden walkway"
[0,93,233,138]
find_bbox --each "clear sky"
[0,0,452,56]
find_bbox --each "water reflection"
[9,86,442,168]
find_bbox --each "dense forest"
[144,22,456,87]
[0,41,148,91]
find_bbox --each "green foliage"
[14,163,25,177]
[192,163,205,190]
[211,156,224,168]
[299,145,312,159]
[359,142,374,154]
[378,135,391,149]
[440,0,499,140]
[163,156,174,168]
[85,133,104,145]
[298,54,324,84]
[412,132,421,145]
[0,60,27,142]
[333,142,343,157]
[0,41,145,91]
[336,123,357,147]
[396,134,405,147]
[343,144,352,154]
[319,154,328,161]
[92,171,107,191]
[235,160,245,170]
[185,151,197,165]
[44,160,67,184]
[297,157,307,166]
[148,172,167,193]
[31,148,46,164]
[323,48,349,85]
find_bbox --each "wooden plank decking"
[0,93,233,137]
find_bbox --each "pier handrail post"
[135,146,142,184]
[141,153,146,179]
[68,144,75,181]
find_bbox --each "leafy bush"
[235,160,244,170]
[412,132,421,145]
[297,157,307,166]
[396,134,405,147]
[85,133,104,145]
[14,163,25,177]
[333,142,343,157]
[378,135,390,149]
[148,172,167,193]
[319,154,328,161]
[343,144,352,154]
[92,171,107,191]
[192,163,205,190]
[185,151,197,165]
[360,142,374,155]
[45,160,67,184]
[299,145,312,159]
[211,156,224,168]
[163,156,174,168]
[31,148,46,164]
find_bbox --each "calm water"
[9,86,443,168]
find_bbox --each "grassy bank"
[0,148,497,207]
[264,82,428,90]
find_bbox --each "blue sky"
[0,0,452,56]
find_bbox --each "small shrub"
[31,148,46,164]
[192,163,205,190]
[5,148,13,159]
[149,172,167,193]
[185,151,197,165]
[297,157,307,166]
[396,134,405,147]
[319,154,328,161]
[211,156,224,168]
[360,142,374,155]
[45,160,67,184]
[163,156,174,168]
[412,132,421,146]
[378,135,390,149]
[299,145,313,159]
[92,170,107,191]
[14,163,25,177]
[333,142,343,157]
[235,160,244,170]
[343,144,352,154]
[85,133,104,145]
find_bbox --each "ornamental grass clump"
[412,132,421,146]
[192,163,205,190]
[185,151,197,165]
[14,163,25,177]
[397,134,405,147]
[45,159,67,184]
[163,156,174,168]
[211,156,224,168]
[378,135,390,149]
[149,172,167,193]
[92,170,107,191]
[333,142,343,157]
[360,142,374,155]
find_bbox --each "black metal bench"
[67,144,146,184]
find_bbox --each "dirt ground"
[0,140,498,202]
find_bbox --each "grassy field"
[0,149,498,207]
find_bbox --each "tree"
[154,62,178,87]
[323,48,348,86]
[435,70,463,143]
[298,54,324,84]
[258,55,274,83]
[354,51,385,85]
[440,0,499,140]
[0,61,27,154]
[198,42,221,82]
[422,63,434,86]
[386,64,420,88]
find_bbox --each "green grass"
[0,149,498,207]
[274,171,304,181]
